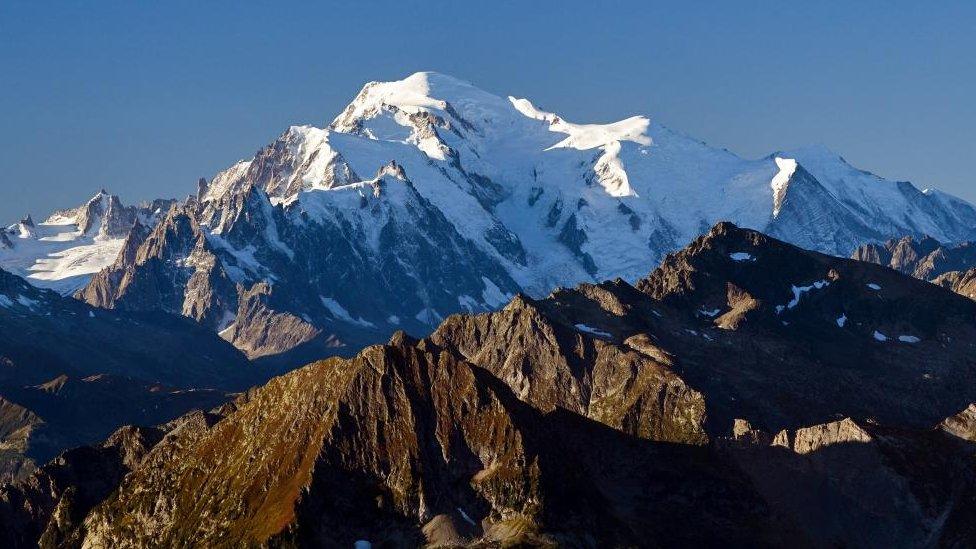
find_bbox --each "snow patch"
[575,323,612,339]
[321,296,375,327]
[898,335,920,343]
[770,157,797,218]
[457,507,476,526]
[778,280,830,313]
[15,295,38,309]
[836,314,847,328]
[873,330,888,342]
[354,541,371,549]
[415,307,443,325]
[0,296,12,308]
[511,97,651,151]
[698,307,720,317]
[866,283,881,290]
[458,294,480,312]
[481,277,510,308]
[729,252,755,262]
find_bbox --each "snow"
[0,218,124,295]
[509,96,649,197]
[320,296,375,327]
[778,280,829,313]
[216,310,236,332]
[415,307,443,325]
[481,277,511,308]
[770,157,797,218]
[575,323,612,338]
[873,330,888,342]
[16,222,36,239]
[836,314,847,328]
[26,238,124,292]
[341,72,449,123]
[698,307,720,317]
[729,252,755,262]
[785,145,976,244]
[457,507,476,526]
[387,315,399,325]
[354,541,371,549]
[0,296,12,308]
[88,310,95,318]
[15,295,38,309]
[510,97,651,151]
[866,283,881,290]
[458,294,480,312]
[898,335,920,343]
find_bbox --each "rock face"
[78,338,771,548]
[853,234,976,279]
[1,71,970,359]
[4,223,976,547]
[853,235,976,301]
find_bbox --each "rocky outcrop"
[853,235,976,301]
[933,268,976,301]
[78,205,239,329]
[220,282,325,359]
[431,288,709,445]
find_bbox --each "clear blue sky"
[1,1,974,222]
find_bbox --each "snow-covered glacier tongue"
[8,71,976,359]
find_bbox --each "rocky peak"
[196,177,208,202]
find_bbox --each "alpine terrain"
[853,235,976,300]
[2,224,975,547]
[4,72,976,359]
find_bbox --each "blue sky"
[1,1,973,222]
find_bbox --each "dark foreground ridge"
[3,223,976,547]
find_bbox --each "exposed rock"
[78,339,770,547]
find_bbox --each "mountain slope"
[0,266,262,479]
[4,223,976,547]
[78,337,774,548]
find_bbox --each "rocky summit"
[3,223,976,548]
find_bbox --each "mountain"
[0,266,265,480]
[7,72,976,360]
[853,235,976,300]
[4,223,976,547]
[0,191,174,295]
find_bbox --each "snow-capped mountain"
[0,191,174,294]
[7,71,976,356]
